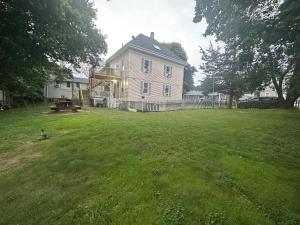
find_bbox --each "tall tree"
[183,64,197,94]
[163,42,188,62]
[0,0,107,99]
[198,76,213,96]
[194,0,300,108]
[200,43,247,108]
[163,42,196,94]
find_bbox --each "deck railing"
[119,99,228,112]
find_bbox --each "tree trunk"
[270,76,294,108]
[227,94,233,109]
[280,96,299,109]
[285,100,295,108]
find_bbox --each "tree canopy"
[163,42,196,94]
[0,0,107,98]
[199,43,247,108]
[194,0,300,108]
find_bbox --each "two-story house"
[44,75,89,100]
[103,33,186,103]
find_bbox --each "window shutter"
[148,83,151,95]
[140,81,144,94]
[149,61,152,73]
[170,67,173,77]
[141,58,144,72]
[164,65,167,77]
[163,84,165,96]
[169,85,172,96]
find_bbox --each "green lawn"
[0,107,300,225]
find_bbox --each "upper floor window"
[66,81,71,88]
[54,80,60,88]
[164,65,172,78]
[163,84,171,97]
[141,58,152,73]
[140,81,151,95]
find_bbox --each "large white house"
[44,33,186,110]
[89,32,186,106]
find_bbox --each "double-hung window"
[164,65,172,78]
[54,80,60,88]
[141,81,151,95]
[66,81,71,88]
[141,58,152,73]
[163,84,171,97]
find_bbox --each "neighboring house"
[94,32,186,103]
[207,92,228,101]
[240,84,280,101]
[183,91,204,101]
[44,75,89,99]
[239,93,255,101]
[184,91,228,102]
[260,85,278,97]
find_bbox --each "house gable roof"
[49,75,89,84]
[107,34,186,66]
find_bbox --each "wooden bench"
[50,98,81,112]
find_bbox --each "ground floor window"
[163,84,171,97]
[141,81,151,95]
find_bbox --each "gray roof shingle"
[49,75,88,84]
[65,77,89,84]
[128,34,185,64]
[108,34,186,65]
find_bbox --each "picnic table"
[50,98,81,112]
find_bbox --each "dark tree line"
[194,0,300,108]
[0,0,107,102]
[163,42,197,94]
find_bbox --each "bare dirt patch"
[0,144,42,172]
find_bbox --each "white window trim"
[164,65,172,78]
[141,81,151,95]
[142,58,152,74]
[163,84,171,97]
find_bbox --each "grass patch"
[0,107,299,225]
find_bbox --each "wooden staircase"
[82,90,92,106]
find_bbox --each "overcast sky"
[94,0,215,84]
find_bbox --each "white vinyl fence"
[119,99,228,112]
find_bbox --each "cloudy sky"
[94,0,215,84]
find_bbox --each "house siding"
[260,85,278,97]
[45,81,88,99]
[127,50,184,102]
[108,51,130,100]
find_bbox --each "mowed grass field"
[0,107,299,225]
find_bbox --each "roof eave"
[107,44,187,66]
[106,44,130,63]
[128,44,187,66]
